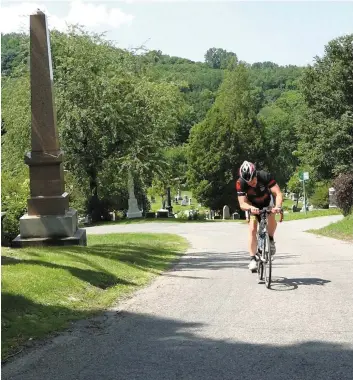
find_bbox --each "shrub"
[311,182,330,209]
[1,171,29,243]
[333,172,353,216]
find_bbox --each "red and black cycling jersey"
[236,170,277,208]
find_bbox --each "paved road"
[3,215,353,380]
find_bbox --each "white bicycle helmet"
[239,161,256,182]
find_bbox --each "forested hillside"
[2,29,352,238]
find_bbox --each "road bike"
[248,207,283,288]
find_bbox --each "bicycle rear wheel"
[264,234,272,288]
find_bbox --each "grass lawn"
[283,208,341,221]
[1,233,188,361]
[307,214,353,241]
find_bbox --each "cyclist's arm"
[238,195,254,211]
[270,184,283,208]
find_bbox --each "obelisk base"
[127,198,142,219]
[12,208,87,247]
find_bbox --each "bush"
[1,171,29,243]
[311,182,330,209]
[333,172,353,216]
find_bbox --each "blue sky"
[2,1,353,66]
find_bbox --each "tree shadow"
[1,293,94,362]
[171,251,299,272]
[2,298,353,380]
[270,277,331,291]
[56,244,184,274]
[1,255,134,289]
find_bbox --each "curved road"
[3,215,353,380]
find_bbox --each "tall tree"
[204,47,238,69]
[259,90,305,187]
[187,64,264,211]
[297,34,353,180]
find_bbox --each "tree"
[333,172,353,216]
[1,74,31,174]
[187,64,264,211]
[204,48,238,69]
[1,27,186,222]
[297,34,353,180]
[259,90,305,187]
[51,27,185,220]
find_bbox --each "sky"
[1,0,353,66]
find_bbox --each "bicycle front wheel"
[264,234,272,288]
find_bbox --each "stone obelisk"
[126,171,142,219]
[13,10,86,247]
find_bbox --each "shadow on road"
[270,276,331,291]
[172,251,299,272]
[3,307,352,380]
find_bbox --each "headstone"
[329,187,338,208]
[126,171,142,219]
[12,11,86,247]
[232,212,240,220]
[223,205,230,220]
[156,210,169,218]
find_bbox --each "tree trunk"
[88,170,101,222]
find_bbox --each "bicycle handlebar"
[247,207,284,223]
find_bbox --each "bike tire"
[264,234,272,288]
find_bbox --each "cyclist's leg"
[267,194,277,238]
[249,215,257,256]
[267,213,277,238]
[248,216,259,271]
[248,215,258,257]
[267,213,277,255]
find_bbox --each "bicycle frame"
[247,207,284,288]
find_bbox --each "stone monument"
[13,10,86,247]
[126,171,142,219]
[222,205,230,220]
[329,187,337,208]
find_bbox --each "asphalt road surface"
[3,215,353,380]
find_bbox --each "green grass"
[307,214,353,241]
[283,208,341,221]
[282,198,302,210]
[1,233,189,361]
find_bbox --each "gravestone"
[223,205,230,220]
[329,187,338,208]
[126,171,142,219]
[13,10,86,247]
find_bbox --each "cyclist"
[236,161,283,272]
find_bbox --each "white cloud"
[0,1,134,34]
